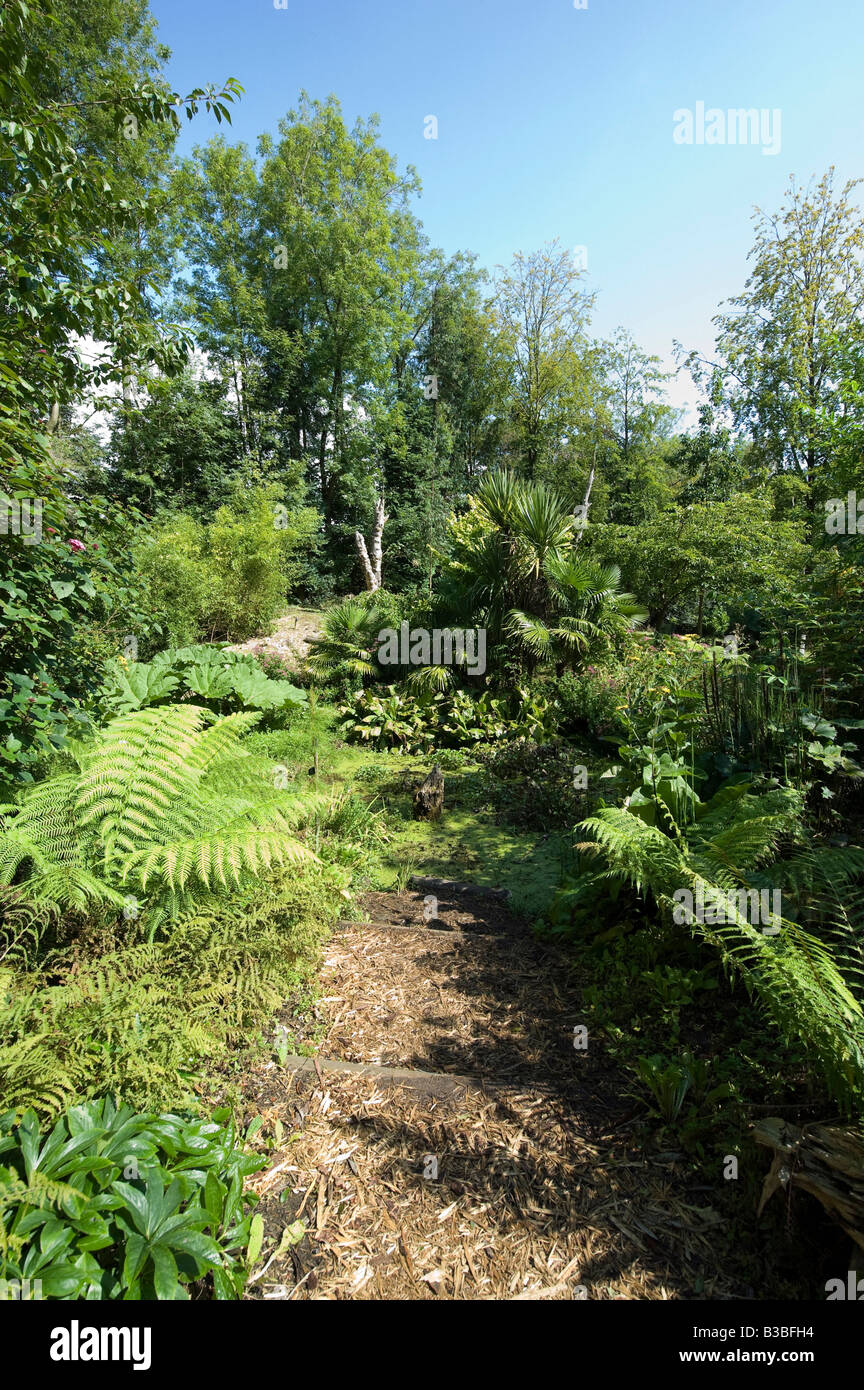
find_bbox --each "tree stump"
[413,766,444,820]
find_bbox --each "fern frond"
[0,705,313,940]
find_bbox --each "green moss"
[252,706,571,919]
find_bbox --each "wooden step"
[280,1053,478,1100]
[408,874,511,902]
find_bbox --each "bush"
[554,668,628,739]
[0,496,158,788]
[305,590,407,693]
[0,1098,264,1299]
[475,739,592,831]
[134,485,319,648]
[133,512,212,649]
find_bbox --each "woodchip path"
[239,883,741,1300]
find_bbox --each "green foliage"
[474,738,592,831]
[578,787,864,1113]
[106,372,245,515]
[584,496,807,634]
[0,866,337,1115]
[337,684,559,754]
[0,704,312,938]
[707,169,864,481]
[306,591,403,690]
[0,0,243,789]
[0,498,163,788]
[0,0,239,474]
[0,1098,265,1299]
[133,485,319,647]
[102,644,306,722]
[439,472,646,668]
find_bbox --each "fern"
[0,863,338,1117]
[0,705,314,938]
[581,800,864,1112]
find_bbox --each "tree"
[704,170,864,492]
[440,471,645,670]
[255,95,421,545]
[586,497,807,636]
[492,241,595,482]
[355,496,387,591]
[171,137,267,458]
[105,370,245,514]
[0,0,240,778]
[372,248,510,591]
[590,329,680,523]
[603,328,669,464]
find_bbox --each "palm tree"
[509,554,647,665]
[443,471,646,666]
[305,594,387,688]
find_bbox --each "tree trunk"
[355,494,388,591]
[573,448,596,545]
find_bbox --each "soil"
[350,886,527,935]
[228,605,323,673]
[236,886,753,1301]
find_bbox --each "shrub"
[305,590,406,692]
[475,739,592,831]
[0,497,158,788]
[0,1098,265,1299]
[134,485,319,648]
[133,512,212,649]
[555,668,628,739]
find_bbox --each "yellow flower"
[615,704,629,711]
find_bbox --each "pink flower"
[68,538,86,553]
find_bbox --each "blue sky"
[151,0,864,419]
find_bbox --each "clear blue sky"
[151,0,864,419]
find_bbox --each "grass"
[249,705,570,919]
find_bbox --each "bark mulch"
[238,889,740,1301]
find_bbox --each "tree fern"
[0,705,314,938]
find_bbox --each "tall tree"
[255,94,421,548]
[704,169,864,492]
[492,240,595,482]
